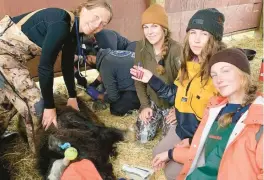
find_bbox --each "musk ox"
[19,95,124,180]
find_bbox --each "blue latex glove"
[86,86,100,100]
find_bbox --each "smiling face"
[79,7,111,35]
[188,29,210,56]
[210,62,245,101]
[143,23,165,46]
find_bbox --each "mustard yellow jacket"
[148,61,217,139]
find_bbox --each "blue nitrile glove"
[86,86,100,100]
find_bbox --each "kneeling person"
[86,49,140,116]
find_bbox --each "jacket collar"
[208,95,264,125]
[244,96,263,125]
[143,40,156,61]
[143,38,173,61]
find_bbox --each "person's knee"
[34,99,44,118]
[164,162,182,180]
[152,144,160,158]
[164,167,176,180]
[110,107,127,116]
[110,101,133,116]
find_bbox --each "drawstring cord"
[75,17,87,77]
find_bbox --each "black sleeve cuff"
[168,148,174,160]
[68,90,77,98]
[189,138,193,145]
[44,100,55,109]
[148,75,166,92]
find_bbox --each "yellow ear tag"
[64,147,78,160]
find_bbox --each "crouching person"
[94,29,136,52]
[154,48,263,180]
[74,29,137,89]
[85,49,140,116]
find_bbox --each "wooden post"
[255,10,263,40]
[152,0,165,6]
[145,0,151,7]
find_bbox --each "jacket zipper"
[185,73,199,97]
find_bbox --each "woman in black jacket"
[0,0,112,152]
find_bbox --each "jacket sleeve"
[116,31,131,50]
[256,132,263,180]
[134,42,150,109]
[103,78,120,103]
[172,147,190,164]
[148,75,177,106]
[61,30,77,101]
[172,105,211,164]
[100,61,120,103]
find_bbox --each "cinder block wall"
[106,0,147,41]
[152,0,263,42]
[0,0,262,42]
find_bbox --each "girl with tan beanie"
[134,4,182,143]
[131,8,227,179]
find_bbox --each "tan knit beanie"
[141,4,168,29]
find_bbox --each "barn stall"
[0,0,262,179]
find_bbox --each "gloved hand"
[86,86,100,100]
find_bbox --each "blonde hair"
[179,32,226,85]
[73,0,113,23]
[141,27,171,75]
[218,70,257,128]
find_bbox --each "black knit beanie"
[186,8,225,41]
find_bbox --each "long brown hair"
[73,0,113,23]
[141,27,171,75]
[218,70,257,128]
[179,32,226,85]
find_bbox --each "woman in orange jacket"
[164,48,263,180]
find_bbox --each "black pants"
[110,91,140,116]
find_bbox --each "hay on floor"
[2,31,262,180]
